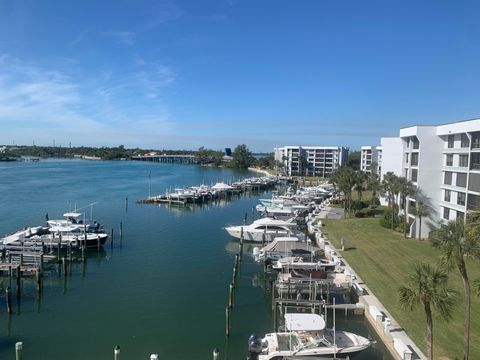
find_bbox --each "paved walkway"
[313,207,426,360]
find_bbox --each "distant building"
[274,146,349,177]
[360,146,382,174]
[224,148,232,156]
[380,118,480,238]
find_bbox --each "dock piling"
[213,348,220,360]
[228,283,234,308]
[120,221,123,238]
[97,235,101,252]
[62,256,67,276]
[225,306,230,337]
[15,342,23,360]
[114,345,120,360]
[6,286,12,314]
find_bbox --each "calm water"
[0,159,391,360]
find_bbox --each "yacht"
[247,313,371,359]
[224,218,301,242]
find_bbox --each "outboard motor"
[246,334,262,360]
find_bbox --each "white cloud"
[0,55,176,147]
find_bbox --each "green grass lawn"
[323,218,480,360]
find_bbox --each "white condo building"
[360,146,382,174]
[274,146,349,177]
[381,118,480,239]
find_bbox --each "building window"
[411,169,418,182]
[472,132,480,149]
[412,137,419,150]
[461,134,469,148]
[443,207,450,220]
[404,169,408,178]
[468,173,480,192]
[456,173,467,188]
[447,135,454,148]
[457,192,466,206]
[411,153,419,166]
[457,211,465,220]
[467,194,480,211]
[446,154,453,166]
[444,190,451,202]
[459,154,468,167]
[405,153,409,164]
[444,171,452,185]
[471,153,480,170]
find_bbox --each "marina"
[0,159,391,359]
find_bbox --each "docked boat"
[254,237,319,262]
[34,224,108,248]
[47,212,103,233]
[272,257,338,271]
[224,218,302,243]
[247,313,371,359]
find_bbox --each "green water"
[0,159,391,359]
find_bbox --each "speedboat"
[247,313,371,359]
[224,218,301,242]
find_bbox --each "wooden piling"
[62,256,67,276]
[97,235,101,252]
[16,265,21,299]
[239,227,244,261]
[36,269,42,293]
[244,212,247,225]
[58,234,62,259]
[40,254,44,273]
[228,283,234,308]
[6,287,12,314]
[213,348,220,360]
[120,221,123,238]
[225,306,230,337]
[15,341,22,360]
[114,345,120,360]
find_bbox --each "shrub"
[351,199,365,212]
[379,208,400,229]
[355,208,376,218]
[371,197,381,207]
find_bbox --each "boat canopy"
[63,212,82,218]
[261,237,309,252]
[253,218,296,227]
[285,313,326,331]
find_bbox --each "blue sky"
[0,0,479,151]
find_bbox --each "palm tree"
[367,171,381,207]
[330,166,356,217]
[354,170,367,201]
[381,171,396,208]
[432,219,480,360]
[411,201,430,240]
[397,177,416,238]
[398,262,457,360]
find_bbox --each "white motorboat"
[1,226,49,245]
[272,257,339,271]
[224,218,301,242]
[41,224,108,247]
[247,313,371,359]
[47,212,102,232]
